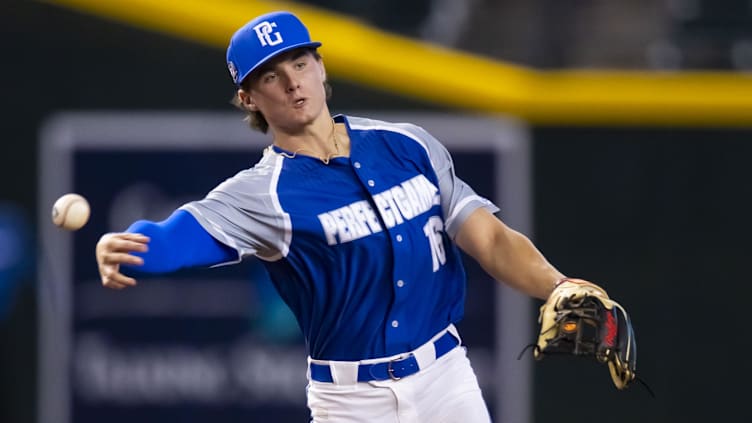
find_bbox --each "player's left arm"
[402,122,565,299]
[455,207,563,300]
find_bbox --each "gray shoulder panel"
[180,148,291,261]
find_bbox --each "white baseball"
[52,193,91,231]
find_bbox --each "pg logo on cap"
[226,11,321,86]
[253,21,283,47]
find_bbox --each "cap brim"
[238,41,322,85]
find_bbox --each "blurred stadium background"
[2,0,751,422]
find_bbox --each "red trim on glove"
[554,277,576,288]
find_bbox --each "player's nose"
[282,72,301,93]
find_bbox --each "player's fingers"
[102,252,144,266]
[114,275,138,287]
[97,233,150,253]
[100,268,138,288]
[118,233,150,243]
[106,239,150,254]
[111,239,149,253]
[99,261,137,283]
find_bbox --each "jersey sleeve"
[404,124,500,239]
[179,151,291,261]
[124,209,239,273]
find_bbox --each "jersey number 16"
[423,216,447,272]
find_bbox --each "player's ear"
[238,89,258,111]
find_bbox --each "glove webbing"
[544,305,602,357]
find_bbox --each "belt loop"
[447,324,461,343]
[329,361,359,385]
[412,339,437,370]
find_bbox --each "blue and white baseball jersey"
[181,115,499,361]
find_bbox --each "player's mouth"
[292,97,307,108]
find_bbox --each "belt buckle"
[386,354,411,381]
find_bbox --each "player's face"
[243,49,329,133]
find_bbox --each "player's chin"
[287,108,320,126]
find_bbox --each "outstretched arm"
[96,209,237,289]
[454,208,564,300]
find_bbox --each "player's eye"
[295,61,306,70]
[262,72,277,83]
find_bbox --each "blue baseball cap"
[226,11,322,86]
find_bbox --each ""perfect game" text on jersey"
[317,174,441,246]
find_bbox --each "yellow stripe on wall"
[41,0,752,126]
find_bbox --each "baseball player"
[95,11,574,422]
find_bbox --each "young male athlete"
[95,10,609,422]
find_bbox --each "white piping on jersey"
[264,153,292,261]
[347,119,433,164]
[181,203,244,267]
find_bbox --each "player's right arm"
[96,209,237,289]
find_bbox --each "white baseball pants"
[306,331,491,422]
